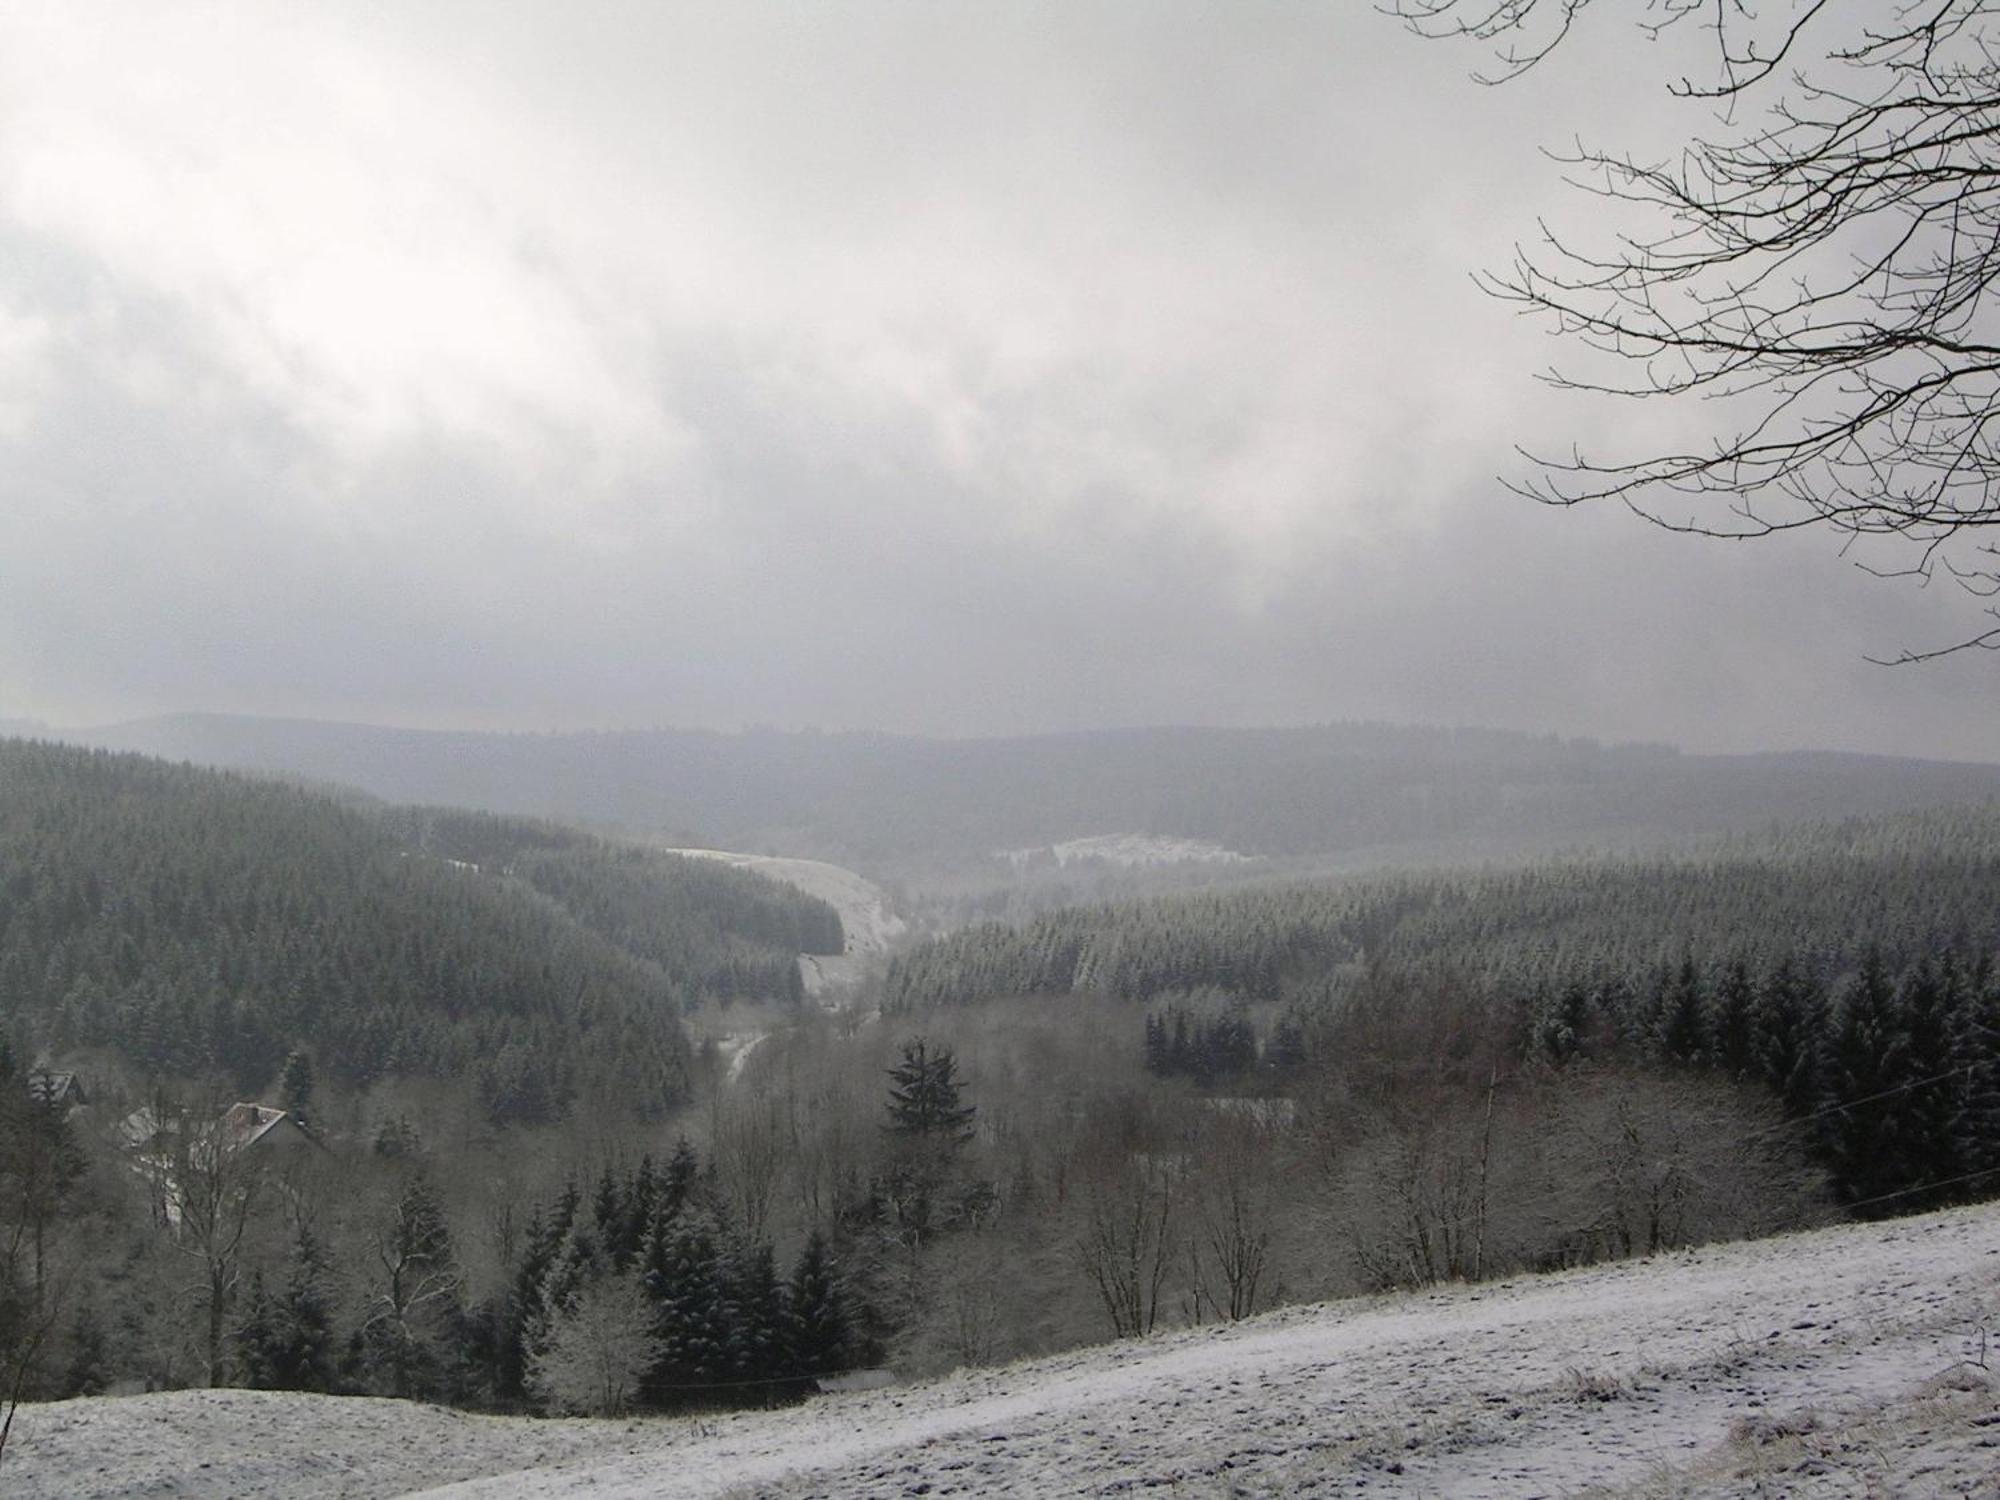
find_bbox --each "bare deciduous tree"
[1182,1113,1279,1324]
[1532,1069,1828,1264]
[145,1097,265,1388]
[525,1271,661,1416]
[1072,1152,1178,1340]
[1398,0,2000,658]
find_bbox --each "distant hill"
[0,740,842,1119]
[58,713,2000,876]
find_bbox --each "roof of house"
[221,1102,319,1150]
[119,1101,323,1154]
[26,1068,86,1108]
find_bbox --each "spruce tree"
[1819,951,1913,1212]
[1899,957,1970,1207]
[1754,956,1825,1115]
[786,1230,847,1379]
[1961,968,2000,1181]
[1709,956,1758,1078]
[884,1039,976,1142]
[645,1221,728,1406]
[1655,957,1707,1067]
[278,1050,315,1118]
[723,1241,786,1388]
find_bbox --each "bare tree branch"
[1398,0,2000,657]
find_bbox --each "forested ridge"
[0,740,841,1120]
[885,805,2000,1010]
[70,713,2000,870]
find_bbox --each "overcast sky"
[1,1,1992,760]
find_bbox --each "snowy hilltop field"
[8,1203,1999,1498]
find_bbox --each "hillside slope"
[8,1203,1996,1497]
[661,846,906,997]
[0,740,840,1115]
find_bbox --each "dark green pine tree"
[1754,956,1825,1116]
[1264,1010,1310,1073]
[278,1049,315,1118]
[1654,958,1707,1067]
[1709,956,1758,1079]
[723,1241,787,1389]
[235,1272,283,1390]
[1535,980,1595,1066]
[661,1138,702,1220]
[591,1167,623,1243]
[1818,951,1913,1213]
[1897,957,1970,1208]
[609,1156,657,1273]
[1168,1011,1192,1077]
[276,1223,338,1392]
[645,1221,728,1406]
[238,1224,337,1392]
[785,1229,848,1379]
[1961,966,2000,1180]
[884,1038,976,1142]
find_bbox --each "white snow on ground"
[714,1030,767,1085]
[664,849,905,1000]
[999,833,1253,870]
[9,1202,1999,1498]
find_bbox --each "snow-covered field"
[999,833,1253,870]
[9,1203,1999,1497]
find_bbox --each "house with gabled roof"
[25,1065,87,1114]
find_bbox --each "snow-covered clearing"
[9,1202,1998,1497]
[999,833,1253,870]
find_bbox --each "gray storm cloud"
[0,1,1992,760]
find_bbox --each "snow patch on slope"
[999,833,1253,870]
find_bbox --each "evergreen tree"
[645,1220,728,1406]
[1655,957,1707,1066]
[1819,951,1913,1212]
[1754,957,1825,1115]
[722,1241,787,1388]
[884,1039,976,1142]
[237,1224,337,1392]
[1264,1011,1310,1073]
[661,1139,701,1221]
[1535,980,1595,1065]
[1709,956,1758,1079]
[234,1272,282,1390]
[785,1229,848,1379]
[1962,967,2000,1180]
[278,1050,315,1118]
[1898,958,1970,1208]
